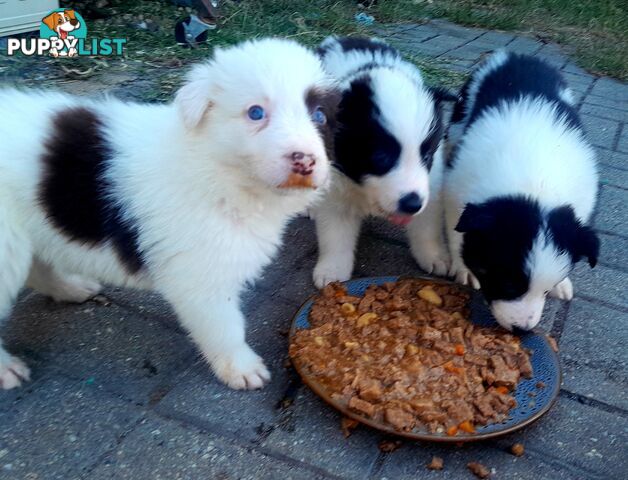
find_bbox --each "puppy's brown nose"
[287,152,316,176]
[70,19,79,26]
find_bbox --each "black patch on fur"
[40,107,144,273]
[466,53,581,130]
[320,36,397,57]
[450,78,471,125]
[306,86,341,161]
[333,77,402,182]
[547,205,599,268]
[456,196,543,302]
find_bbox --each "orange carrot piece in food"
[446,425,458,436]
[455,344,465,355]
[496,386,509,395]
[459,420,475,433]
[443,361,464,375]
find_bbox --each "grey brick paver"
[594,185,628,236]
[3,294,196,404]
[260,389,380,480]
[377,439,585,479]
[505,36,544,55]
[617,124,628,153]
[0,377,143,480]
[560,299,628,410]
[597,232,628,269]
[414,35,471,57]
[507,397,627,477]
[581,115,621,149]
[580,103,628,123]
[597,149,628,170]
[572,263,628,310]
[599,163,628,189]
[87,416,329,480]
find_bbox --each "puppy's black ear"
[548,205,599,268]
[429,86,459,105]
[576,225,600,268]
[455,203,494,233]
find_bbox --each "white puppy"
[311,37,454,288]
[433,51,599,331]
[0,38,338,390]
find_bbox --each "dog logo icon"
[40,9,87,57]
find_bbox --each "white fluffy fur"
[312,39,450,288]
[441,97,597,330]
[0,38,333,390]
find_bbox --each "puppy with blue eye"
[0,38,339,390]
[311,36,455,288]
[433,51,600,331]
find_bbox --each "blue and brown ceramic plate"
[289,276,561,442]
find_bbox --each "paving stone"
[468,30,516,48]
[385,24,442,44]
[377,440,584,479]
[506,36,544,55]
[583,92,628,111]
[88,416,325,480]
[596,148,628,170]
[617,124,628,153]
[560,299,628,410]
[562,71,595,91]
[589,77,628,103]
[260,389,380,480]
[580,102,628,123]
[414,35,470,57]
[502,396,628,477]
[3,295,196,404]
[0,377,142,480]
[373,23,423,37]
[427,19,485,41]
[571,263,628,310]
[562,62,592,76]
[581,115,620,149]
[593,186,628,236]
[155,296,300,442]
[597,232,628,269]
[535,43,569,69]
[445,43,492,62]
[599,163,628,189]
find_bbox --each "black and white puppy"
[0,38,338,390]
[440,51,599,330]
[311,36,454,288]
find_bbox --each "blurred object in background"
[173,0,221,47]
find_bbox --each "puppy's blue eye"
[312,108,326,125]
[247,105,265,121]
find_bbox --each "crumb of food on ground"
[378,439,403,452]
[427,456,444,470]
[341,416,360,438]
[536,381,546,389]
[468,461,491,478]
[92,294,111,305]
[546,334,559,352]
[510,443,525,457]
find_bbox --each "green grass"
[2,0,624,97]
[374,0,628,80]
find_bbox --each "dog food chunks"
[290,279,533,435]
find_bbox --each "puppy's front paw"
[211,344,270,390]
[450,263,480,290]
[0,355,30,390]
[549,277,573,301]
[313,257,353,289]
[411,243,451,277]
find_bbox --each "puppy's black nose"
[398,192,423,214]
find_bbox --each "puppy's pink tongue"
[387,214,413,226]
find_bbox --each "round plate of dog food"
[289,276,561,442]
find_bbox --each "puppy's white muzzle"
[491,294,545,331]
